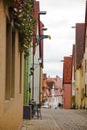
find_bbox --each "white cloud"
[43,62,63,78]
[39,0,86,77]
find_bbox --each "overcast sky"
[38,0,86,78]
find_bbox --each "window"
[11,30,15,97]
[19,52,22,93]
[5,18,15,100]
[85,85,87,97]
[81,65,83,76]
[81,88,84,99]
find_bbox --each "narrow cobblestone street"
[20,108,87,130]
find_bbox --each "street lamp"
[37,35,51,45]
[30,67,34,75]
[38,57,42,64]
[30,58,42,73]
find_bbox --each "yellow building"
[83,1,87,109]
[0,1,24,129]
[84,51,87,109]
[81,59,85,108]
[74,23,85,109]
[75,69,82,108]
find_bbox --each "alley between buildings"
[20,108,87,130]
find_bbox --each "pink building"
[63,57,72,109]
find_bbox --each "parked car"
[41,103,49,108]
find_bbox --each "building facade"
[42,75,63,108]
[63,57,72,109]
[0,1,24,129]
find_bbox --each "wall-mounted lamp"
[30,67,34,75]
[38,57,42,64]
[30,58,42,75]
[37,35,51,45]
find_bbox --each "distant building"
[42,74,63,108]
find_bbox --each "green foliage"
[8,0,36,49]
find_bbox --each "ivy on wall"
[4,0,36,50]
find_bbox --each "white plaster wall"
[34,45,40,103]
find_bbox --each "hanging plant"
[7,0,36,50]
[18,0,36,47]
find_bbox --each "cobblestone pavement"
[20,108,87,130]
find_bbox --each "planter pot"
[23,105,32,119]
